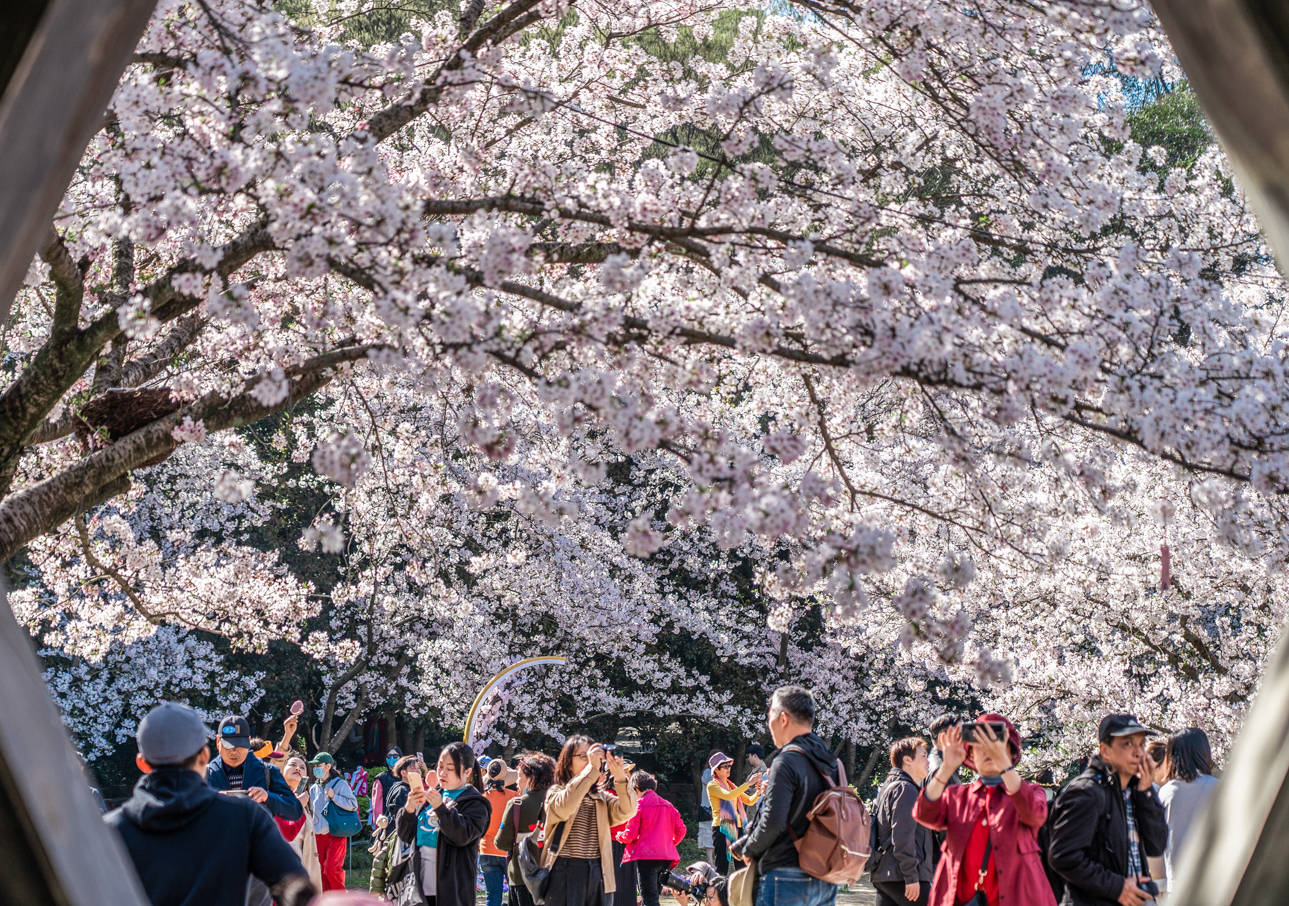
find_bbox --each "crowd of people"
[102,687,1219,906]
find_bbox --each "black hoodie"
[735,731,839,876]
[106,767,305,906]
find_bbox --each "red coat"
[913,778,1056,906]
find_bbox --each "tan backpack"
[783,746,873,885]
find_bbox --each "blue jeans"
[754,868,838,906]
[480,854,508,906]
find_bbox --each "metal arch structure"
[0,2,156,902]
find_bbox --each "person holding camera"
[913,712,1055,906]
[541,736,639,906]
[396,741,493,906]
[667,861,730,906]
[871,737,932,906]
[707,752,761,875]
[1048,714,1168,906]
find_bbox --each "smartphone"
[961,721,1008,744]
[290,700,304,716]
[408,771,424,791]
[416,750,424,765]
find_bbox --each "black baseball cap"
[216,715,252,749]
[1098,714,1156,744]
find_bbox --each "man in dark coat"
[105,702,314,906]
[1048,714,1168,906]
[206,714,303,821]
[731,686,840,906]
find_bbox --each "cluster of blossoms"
[3,0,1288,763]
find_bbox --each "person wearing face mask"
[310,753,360,891]
[495,753,556,906]
[372,747,405,824]
[395,741,494,906]
[913,713,1056,906]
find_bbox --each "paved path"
[660,883,878,906]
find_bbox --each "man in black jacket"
[105,702,315,906]
[731,686,839,906]
[1048,714,1168,906]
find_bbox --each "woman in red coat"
[913,713,1056,906]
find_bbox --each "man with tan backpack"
[731,686,871,906]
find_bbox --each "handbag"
[323,779,363,838]
[384,832,423,906]
[517,808,565,906]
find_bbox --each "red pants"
[316,832,348,891]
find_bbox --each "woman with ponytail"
[397,741,493,906]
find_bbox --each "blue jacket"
[206,752,303,821]
[107,767,305,906]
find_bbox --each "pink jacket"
[616,790,686,863]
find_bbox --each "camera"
[666,872,709,899]
[961,721,1008,744]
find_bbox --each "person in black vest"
[1048,714,1168,906]
[105,702,314,906]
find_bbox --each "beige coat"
[542,764,638,893]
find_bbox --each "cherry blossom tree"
[8,0,1289,763]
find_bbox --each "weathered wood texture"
[0,0,159,320]
[0,1,156,902]
[1149,3,1289,904]
[0,584,148,904]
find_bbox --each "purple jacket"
[616,790,686,863]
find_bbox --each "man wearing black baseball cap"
[206,714,303,821]
[105,702,315,906]
[1048,714,1168,906]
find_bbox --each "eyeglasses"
[572,751,589,760]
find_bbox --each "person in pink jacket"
[616,772,687,906]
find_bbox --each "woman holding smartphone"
[542,736,638,906]
[397,741,493,906]
[913,713,1055,906]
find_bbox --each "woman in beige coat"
[542,737,637,906]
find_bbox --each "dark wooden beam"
[0,0,159,321]
[1148,3,1289,904]
[0,583,148,903]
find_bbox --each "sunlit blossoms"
[3,0,1288,765]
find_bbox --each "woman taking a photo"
[913,714,1055,906]
[496,753,557,906]
[541,737,638,906]
[705,752,760,875]
[397,741,493,906]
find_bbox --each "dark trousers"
[872,879,929,906]
[635,859,670,906]
[509,874,536,906]
[548,857,607,906]
[613,840,635,906]
[714,832,730,876]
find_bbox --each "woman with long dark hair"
[396,741,493,906]
[1159,728,1219,892]
[496,753,557,906]
[540,736,638,906]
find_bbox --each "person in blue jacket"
[206,714,304,821]
[106,702,314,906]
